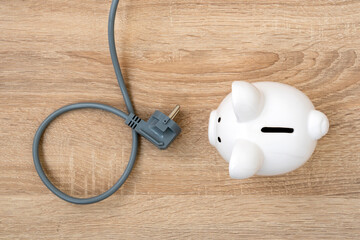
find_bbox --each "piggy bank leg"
[229,140,264,179]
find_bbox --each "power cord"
[32,0,181,204]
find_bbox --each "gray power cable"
[32,0,138,204]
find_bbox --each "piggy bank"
[208,81,329,179]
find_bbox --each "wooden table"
[1,0,359,239]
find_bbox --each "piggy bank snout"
[208,110,217,146]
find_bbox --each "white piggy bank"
[208,81,329,179]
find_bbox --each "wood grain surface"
[1,0,360,239]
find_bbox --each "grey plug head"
[125,106,181,149]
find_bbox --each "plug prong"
[168,105,180,120]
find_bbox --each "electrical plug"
[125,105,181,149]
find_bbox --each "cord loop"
[33,103,138,204]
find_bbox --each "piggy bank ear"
[229,140,264,179]
[231,81,263,122]
[308,110,329,140]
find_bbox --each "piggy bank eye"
[217,117,222,143]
